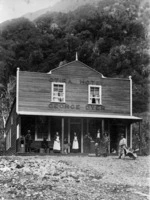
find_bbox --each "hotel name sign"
[49,103,105,111]
[49,78,102,85]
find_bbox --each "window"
[51,82,65,103]
[35,116,50,141]
[88,85,102,104]
[6,129,11,150]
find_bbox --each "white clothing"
[72,136,79,149]
[97,132,100,138]
[119,138,127,146]
[53,136,61,151]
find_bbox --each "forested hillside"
[0,0,149,148]
[23,0,101,21]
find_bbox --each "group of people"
[53,132,79,154]
[23,130,79,153]
[95,129,110,157]
[23,129,138,159]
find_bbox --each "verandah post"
[68,118,70,153]
[102,119,104,136]
[81,118,83,153]
[130,124,132,148]
[139,121,141,155]
[125,125,128,146]
[61,118,64,153]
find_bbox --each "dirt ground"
[0,155,149,200]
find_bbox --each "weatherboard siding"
[18,61,130,115]
[5,103,17,154]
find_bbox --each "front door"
[70,118,81,152]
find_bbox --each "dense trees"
[0,0,149,127]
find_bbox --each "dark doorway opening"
[70,118,81,152]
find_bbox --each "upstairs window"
[88,85,102,104]
[51,82,65,103]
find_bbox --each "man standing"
[118,134,127,159]
[25,130,32,153]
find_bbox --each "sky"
[0,0,60,23]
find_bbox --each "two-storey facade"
[5,60,141,154]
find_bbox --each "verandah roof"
[17,111,142,122]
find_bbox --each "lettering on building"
[48,103,105,111]
[49,78,101,85]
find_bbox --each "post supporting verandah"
[130,124,132,148]
[81,118,83,153]
[139,120,141,155]
[16,115,21,152]
[68,118,70,153]
[61,118,64,153]
[17,116,21,139]
[125,125,128,146]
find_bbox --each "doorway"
[70,118,81,152]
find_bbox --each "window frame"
[88,85,102,105]
[35,117,51,141]
[51,82,66,103]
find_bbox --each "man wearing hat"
[118,134,127,159]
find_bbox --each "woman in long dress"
[53,132,61,153]
[72,132,79,153]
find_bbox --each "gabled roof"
[48,60,106,78]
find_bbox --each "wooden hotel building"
[5,59,141,154]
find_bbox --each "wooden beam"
[102,119,104,137]
[108,120,110,153]
[16,115,21,153]
[130,124,132,148]
[17,116,21,139]
[48,117,51,141]
[129,76,133,116]
[81,118,83,153]
[61,118,64,153]
[139,121,141,155]
[125,125,128,146]
[16,68,19,113]
[68,118,70,153]
[35,117,37,141]
[87,119,89,134]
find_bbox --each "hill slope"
[23,0,101,21]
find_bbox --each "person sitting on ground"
[41,137,49,153]
[118,134,127,159]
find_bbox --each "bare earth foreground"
[0,155,149,200]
